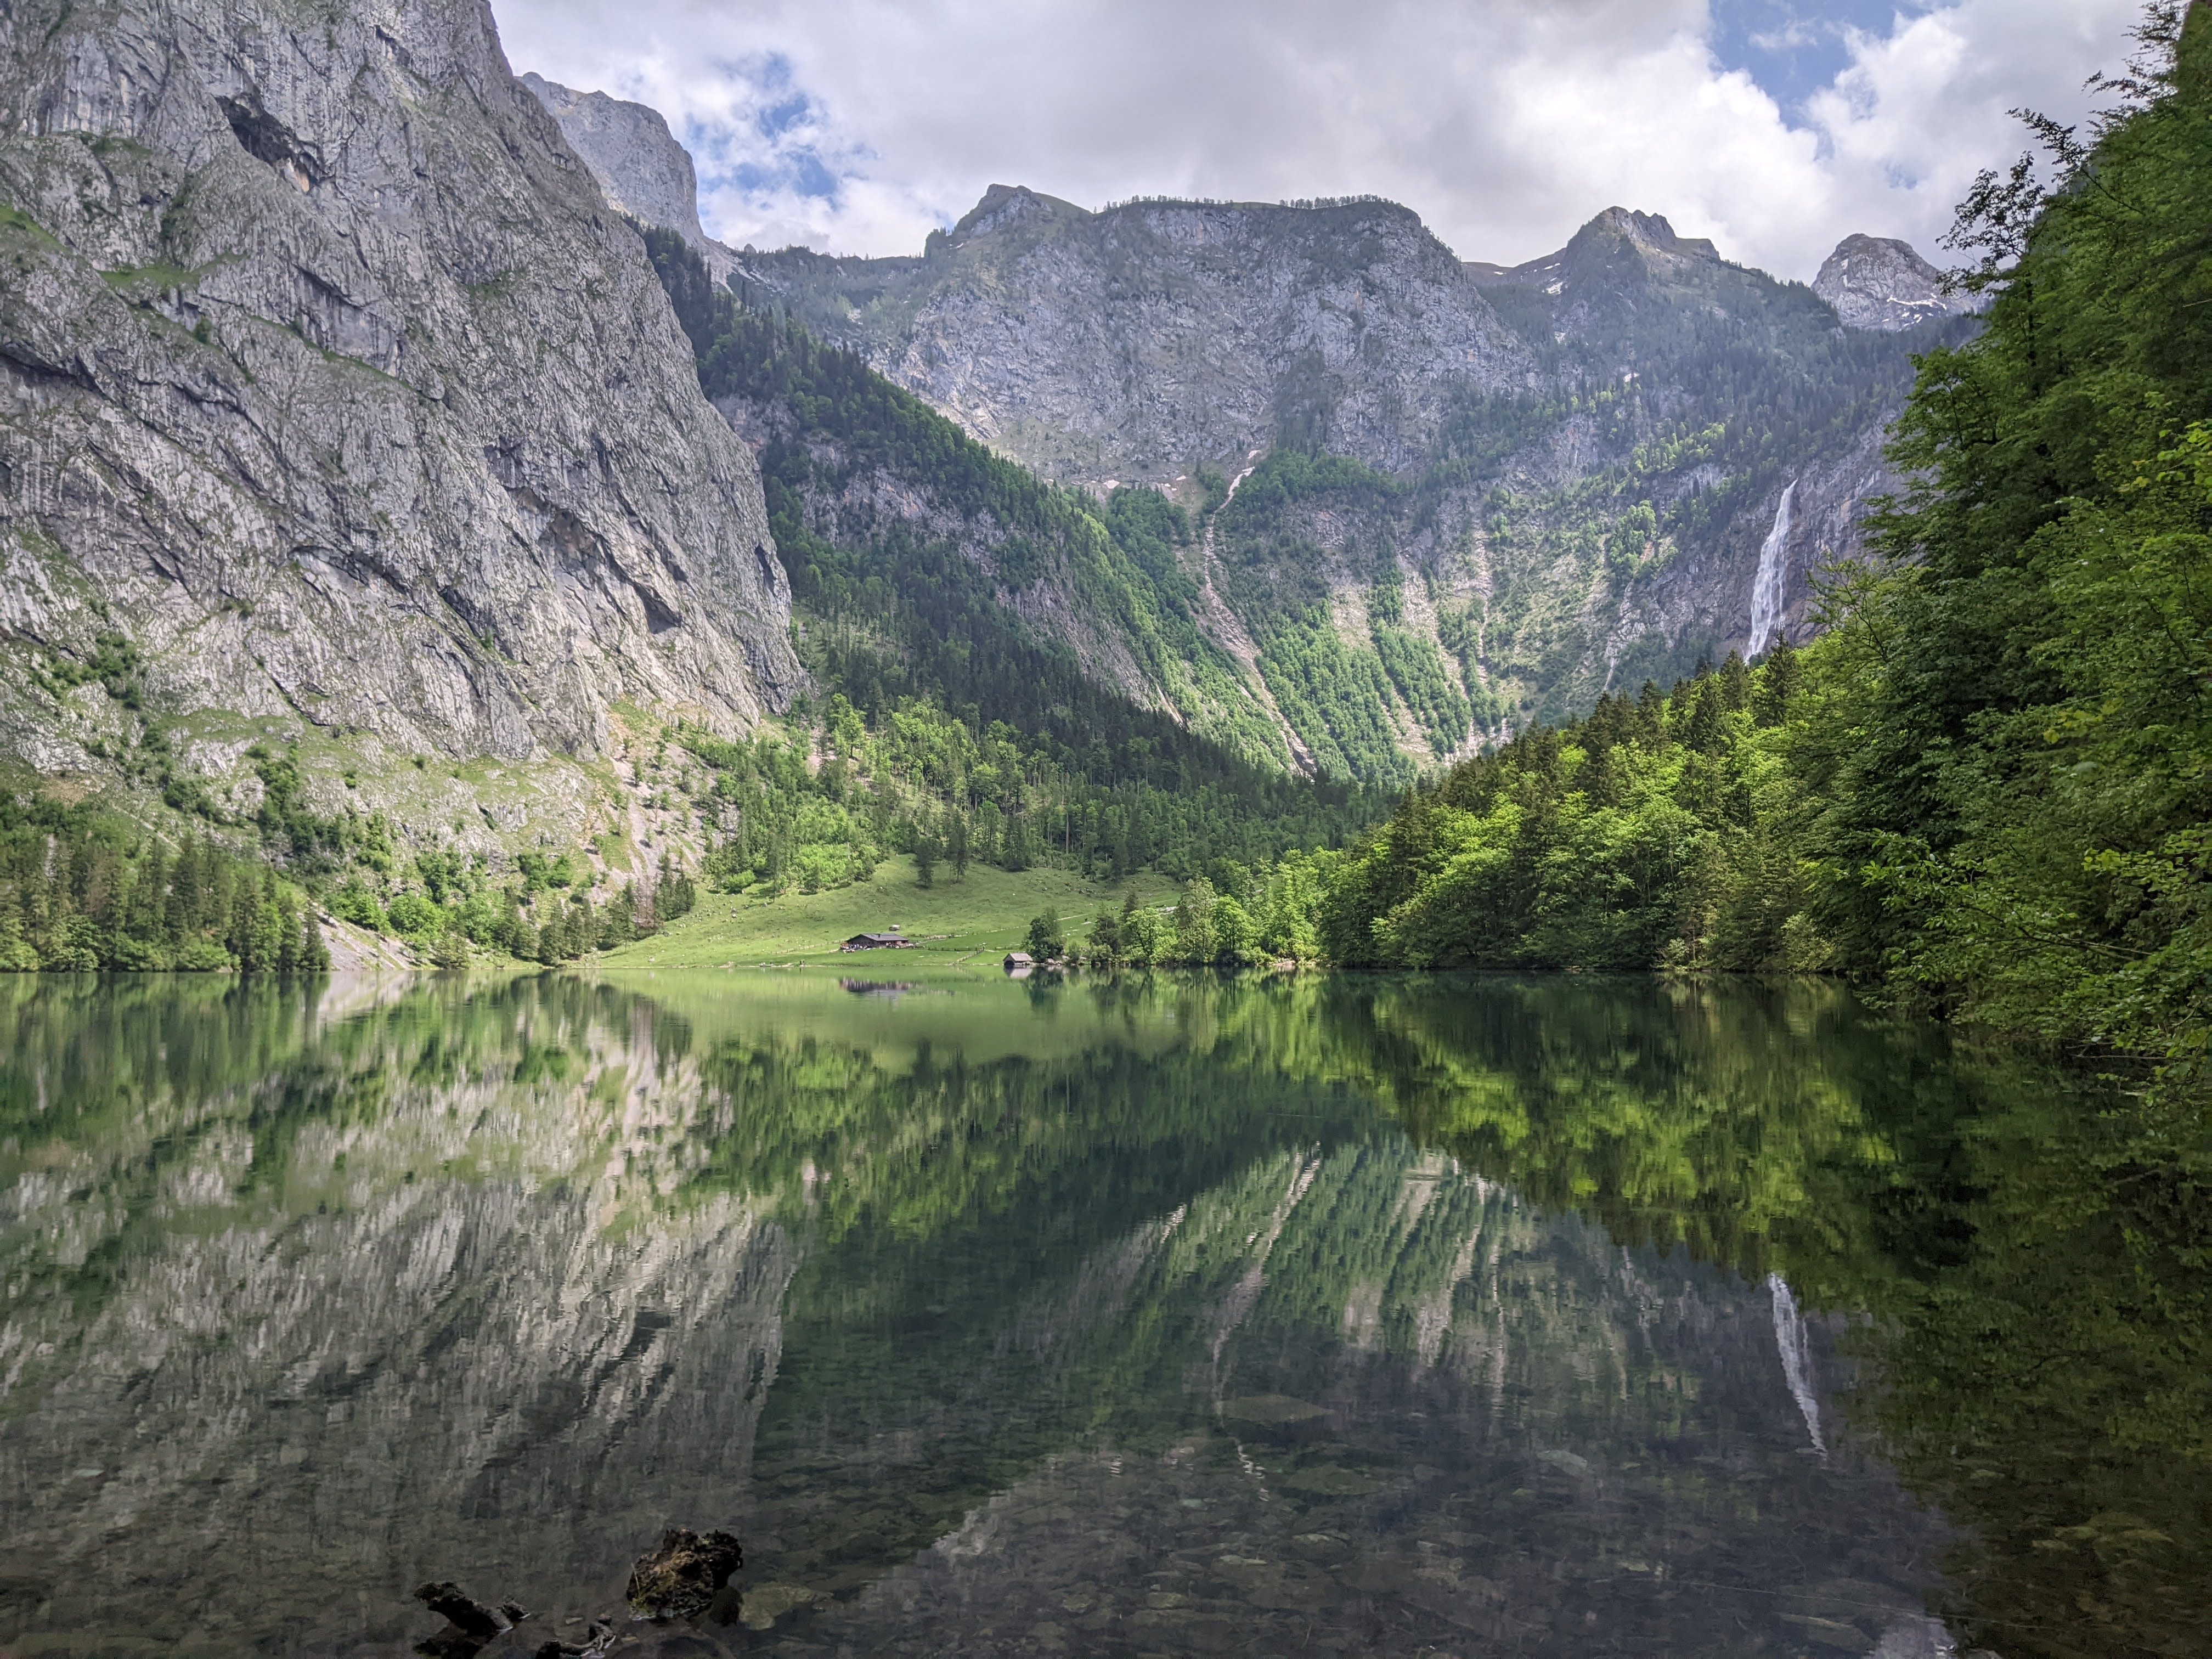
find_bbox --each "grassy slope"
[597,855,1173,968]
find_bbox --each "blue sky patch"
[684,52,851,208]
[1706,0,1927,118]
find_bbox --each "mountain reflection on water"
[0,972,2204,1658]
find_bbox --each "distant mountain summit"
[737,187,1528,483]
[1466,207,1724,295]
[1812,234,1980,332]
[523,73,739,278]
[949,183,1087,241]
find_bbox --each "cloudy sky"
[493,0,2144,279]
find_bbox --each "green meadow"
[598,854,1173,968]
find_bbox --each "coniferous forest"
[1,795,328,972]
[1308,9,2212,1092]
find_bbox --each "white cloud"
[492,0,2143,278]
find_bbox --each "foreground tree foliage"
[1323,8,2212,1091]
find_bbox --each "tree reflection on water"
[0,970,2202,1657]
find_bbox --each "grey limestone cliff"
[523,71,739,281]
[733,193,1963,764]
[1812,233,1980,331]
[0,0,798,827]
[751,186,1532,484]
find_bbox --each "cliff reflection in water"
[0,972,2202,1658]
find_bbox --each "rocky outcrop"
[747,187,1531,483]
[1465,205,1724,298]
[626,1528,744,1620]
[522,74,739,281]
[1812,233,1980,332]
[0,0,798,797]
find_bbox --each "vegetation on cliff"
[643,228,1383,898]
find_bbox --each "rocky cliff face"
[0,0,797,826]
[727,194,1967,765]
[748,187,1532,484]
[1812,233,1980,332]
[522,72,740,280]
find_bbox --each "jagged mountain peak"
[1812,233,1980,331]
[1468,206,1726,294]
[951,183,1090,240]
[1580,206,1721,261]
[523,71,746,281]
[522,74,703,241]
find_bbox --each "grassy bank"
[597,855,1172,968]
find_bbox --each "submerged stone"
[627,1528,744,1622]
[739,1581,825,1629]
[411,1581,515,1657]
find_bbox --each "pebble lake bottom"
[1,969,2203,1657]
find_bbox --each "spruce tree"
[1719,650,1751,713]
[1752,640,1801,727]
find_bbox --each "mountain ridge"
[712,178,1972,771]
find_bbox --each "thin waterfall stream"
[1748,482,1796,657]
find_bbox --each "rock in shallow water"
[411,1581,518,1657]
[627,1527,744,1622]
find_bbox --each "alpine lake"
[1,969,2204,1659]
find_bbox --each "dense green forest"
[645,228,1384,892]
[0,753,709,972]
[1312,8,2212,1090]
[0,795,327,972]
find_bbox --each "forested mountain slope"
[649,233,1381,890]
[0,0,1386,973]
[720,193,1970,775]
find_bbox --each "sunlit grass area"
[599,855,1173,967]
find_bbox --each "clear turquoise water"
[0,970,2202,1657]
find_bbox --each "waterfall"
[1768,1272,1826,1457]
[1747,482,1795,657]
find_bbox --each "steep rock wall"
[0,0,798,792]
[753,188,1532,485]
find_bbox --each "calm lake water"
[1,971,2204,1659]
